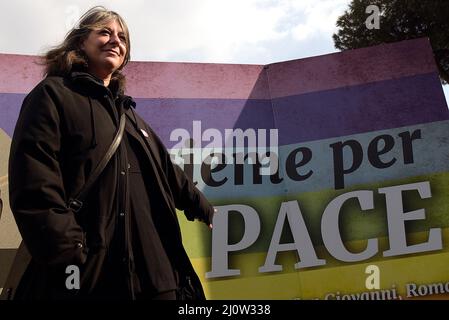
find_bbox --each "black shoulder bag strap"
[67,112,126,212]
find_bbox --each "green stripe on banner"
[178,171,449,259]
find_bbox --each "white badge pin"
[140,129,149,138]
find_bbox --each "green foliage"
[333,0,449,84]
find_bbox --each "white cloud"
[130,0,291,63]
[0,0,351,64]
[288,0,350,42]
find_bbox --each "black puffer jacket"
[6,71,213,299]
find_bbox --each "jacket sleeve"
[8,82,88,266]
[166,156,215,225]
[146,124,214,225]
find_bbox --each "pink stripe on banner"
[124,62,268,99]
[0,39,437,100]
[267,38,438,99]
[0,54,268,99]
[0,54,44,94]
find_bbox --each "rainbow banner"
[1,38,449,299]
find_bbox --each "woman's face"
[80,19,127,80]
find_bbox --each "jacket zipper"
[117,147,134,300]
[120,118,134,300]
[107,93,134,299]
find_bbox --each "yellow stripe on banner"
[189,228,449,299]
[298,252,449,300]
[189,251,301,299]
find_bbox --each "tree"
[333,0,449,84]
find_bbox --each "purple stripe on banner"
[0,93,23,137]
[1,74,447,147]
[135,98,275,148]
[0,93,275,144]
[272,72,449,144]
[138,73,449,146]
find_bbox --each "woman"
[7,6,214,300]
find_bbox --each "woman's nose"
[109,33,122,45]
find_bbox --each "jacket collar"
[69,70,137,114]
[69,70,121,98]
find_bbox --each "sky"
[0,0,448,104]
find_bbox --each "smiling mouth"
[103,49,119,56]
